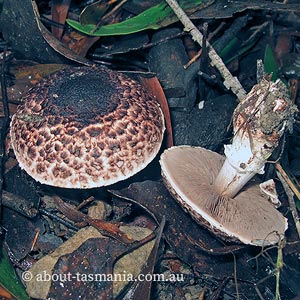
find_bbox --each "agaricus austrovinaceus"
[10,66,165,188]
[160,77,297,246]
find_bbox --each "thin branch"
[232,252,240,300]
[165,0,247,101]
[276,163,300,239]
[184,21,226,69]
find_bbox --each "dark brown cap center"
[47,72,119,119]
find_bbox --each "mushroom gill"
[160,77,297,246]
[160,146,287,245]
[10,66,165,188]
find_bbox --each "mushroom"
[10,66,165,188]
[160,77,297,245]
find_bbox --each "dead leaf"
[0,286,15,300]
[31,0,93,66]
[2,207,45,260]
[140,76,173,147]
[116,217,165,300]
[53,196,133,244]
[61,31,100,57]
[26,224,160,299]
[110,181,247,275]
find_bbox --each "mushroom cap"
[160,146,288,246]
[10,66,165,188]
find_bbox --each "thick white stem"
[214,135,267,198]
[214,160,258,199]
[214,78,296,198]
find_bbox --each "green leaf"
[0,247,31,300]
[219,37,240,62]
[263,44,279,81]
[67,0,208,36]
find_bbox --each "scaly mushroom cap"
[10,66,165,188]
[160,146,288,246]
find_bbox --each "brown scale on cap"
[10,66,165,188]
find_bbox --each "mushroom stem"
[214,77,297,198]
[214,129,275,198]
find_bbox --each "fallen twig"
[184,21,226,69]
[232,252,240,300]
[30,228,41,252]
[276,163,300,239]
[165,0,247,101]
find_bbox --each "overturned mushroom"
[160,77,297,245]
[10,66,165,188]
